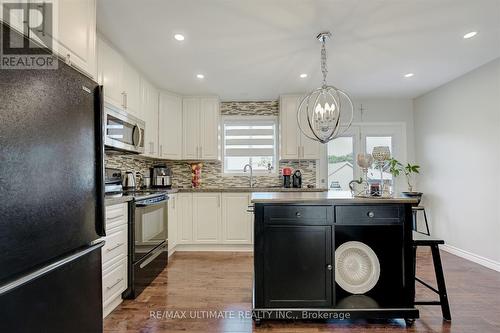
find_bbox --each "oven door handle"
[135,200,168,208]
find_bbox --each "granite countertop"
[104,195,134,206]
[105,187,328,206]
[250,191,419,204]
[176,187,328,193]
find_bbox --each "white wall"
[414,58,500,270]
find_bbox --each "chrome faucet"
[243,164,254,188]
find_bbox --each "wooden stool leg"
[431,245,451,321]
[423,209,430,236]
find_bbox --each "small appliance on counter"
[292,169,302,188]
[105,168,123,193]
[190,163,203,188]
[282,167,292,188]
[151,165,172,188]
[123,171,137,190]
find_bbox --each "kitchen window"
[222,116,278,174]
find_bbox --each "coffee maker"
[282,167,292,188]
[151,165,172,188]
[292,169,302,188]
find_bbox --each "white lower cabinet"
[177,193,193,244]
[167,194,178,253]
[193,193,221,243]
[222,193,252,244]
[170,192,253,250]
[102,203,128,318]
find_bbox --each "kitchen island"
[250,191,419,326]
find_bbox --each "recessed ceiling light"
[174,33,185,41]
[404,73,414,78]
[463,31,478,39]
[196,74,205,79]
[300,73,308,78]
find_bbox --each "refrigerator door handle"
[0,241,105,296]
[95,85,106,237]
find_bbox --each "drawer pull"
[106,278,124,291]
[367,211,375,218]
[106,243,124,252]
[296,212,301,217]
[327,264,333,271]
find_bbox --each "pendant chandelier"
[297,32,354,144]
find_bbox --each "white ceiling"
[97,0,500,101]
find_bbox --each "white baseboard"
[440,244,500,272]
[171,244,253,253]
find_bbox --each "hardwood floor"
[104,249,500,333]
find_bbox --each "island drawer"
[263,205,332,225]
[335,205,403,225]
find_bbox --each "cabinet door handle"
[327,264,333,271]
[295,212,301,217]
[217,195,220,207]
[106,278,124,290]
[172,197,176,209]
[106,242,124,252]
[159,144,163,156]
[200,146,203,159]
[367,211,375,218]
[121,91,126,108]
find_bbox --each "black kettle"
[292,170,302,188]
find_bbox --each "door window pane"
[366,136,392,181]
[327,137,354,191]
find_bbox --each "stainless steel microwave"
[104,103,145,154]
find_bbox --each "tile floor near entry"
[104,250,500,333]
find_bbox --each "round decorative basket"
[335,241,380,294]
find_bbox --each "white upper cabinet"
[97,36,141,117]
[159,92,183,160]
[182,98,201,160]
[56,0,96,78]
[200,97,220,160]
[97,37,124,108]
[122,61,141,116]
[279,95,321,160]
[141,78,159,158]
[182,96,220,160]
[2,0,97,78]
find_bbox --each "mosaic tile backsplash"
[105,101,317,188]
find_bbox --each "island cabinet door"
[262,225,333,308]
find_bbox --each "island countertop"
[250,191,419,204]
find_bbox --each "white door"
[97,37,124,108]
[324,126,361,191]
[159,92,183,159]
[193,193,221,243]
[122,61,141,116]
[167,194,177,252]
[200,97,219,160]
[221,193,252,244]
[279,95,300,160]
[182,98,200,159]
[56,0,96,78]
[177,194,193,244]
[320,123,406,192]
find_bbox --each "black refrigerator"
[0,25,105,332]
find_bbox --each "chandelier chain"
[320,38,328,87]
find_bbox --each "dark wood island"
[250,191,420,326]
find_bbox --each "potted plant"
[388,158,421,194]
